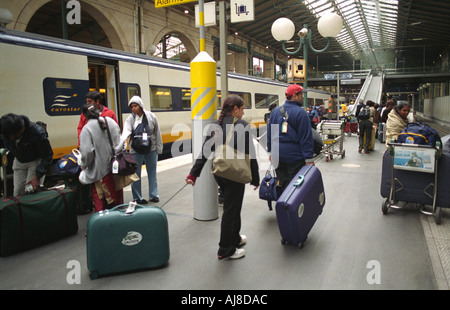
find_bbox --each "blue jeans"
[132,150,158,201]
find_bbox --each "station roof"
[176,0,450,71]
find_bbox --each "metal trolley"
[319,120,345,162]
[382,141,442,224]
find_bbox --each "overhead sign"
[195,2,216,27]
[324,73,354,80]
[230,0,255,23]
[155,0,197,8]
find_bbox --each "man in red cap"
[267,84,314,193]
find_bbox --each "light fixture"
[271,12,343,107]
[0,8,13,26]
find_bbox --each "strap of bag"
[104,119,115,156]
[131,113,149,137]
[279,106,298,135]
[11,196,24,250]
[224,117,238,145]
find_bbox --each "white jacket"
[117,96,163,154]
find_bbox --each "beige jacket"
[385,109,407,146]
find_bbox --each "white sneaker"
[239,235,247,246]
[229,248,245,259]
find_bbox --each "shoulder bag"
[258,163,281,210]
[212,118,252,184]
[105,119,138,176]
[131,114,152,154]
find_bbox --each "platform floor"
[0,133,449,291]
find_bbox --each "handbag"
[212,118,252,184]
[105,119,138,176]
[258,163,281,211]
[131,114,151,154]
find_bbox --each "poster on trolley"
[392,145,436,173]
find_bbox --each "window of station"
[255,93,278,109]
[150,87,172,111]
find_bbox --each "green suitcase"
[0,188,79,256]
[86,203,170,279]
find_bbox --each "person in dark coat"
[0,113,53,196]
[185,94,259,260]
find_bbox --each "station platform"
[0,128,449,292]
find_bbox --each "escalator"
[348,69,384,116]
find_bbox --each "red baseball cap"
[285,84,306,97]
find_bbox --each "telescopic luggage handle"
[282,164,314,209]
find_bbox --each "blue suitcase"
[275,165,326,248]
[86,203,170,279]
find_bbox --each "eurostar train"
[0,28,335,160]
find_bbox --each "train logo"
[43,77,89,116]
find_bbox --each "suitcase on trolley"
[380,149,436,206]
[275,165,326,248]
[86,203,170,279]
[0,188,78,256]
[380,146,450,208]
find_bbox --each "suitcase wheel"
[381,199,390,215]
[281,238,305,249]
[89,271,99,280]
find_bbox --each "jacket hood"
[128,96,145,114]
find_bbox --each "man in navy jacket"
[267,84,314,193]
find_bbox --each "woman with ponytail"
[78,103,123,212]
[186,94,259,260]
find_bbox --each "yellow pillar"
[190,51,218,221]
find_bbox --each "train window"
[255,94,278,109]
[120,83,140,113]
[55,80,73,89]
[127,85,140,101]
[150,87,173,110]
[217,90,222,109]
[230,92,251,108]
[181,88,191,110]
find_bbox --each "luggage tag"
[281,120,288,133]
[142,132,148,141]
[125,201,137,214]
[112,156,119,174]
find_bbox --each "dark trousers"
[214,175,245,257]
[359,120,373,151]
[276,159,305,194]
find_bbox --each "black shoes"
[134,197,159,204]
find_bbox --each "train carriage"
[0,28,335,161]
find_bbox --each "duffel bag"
[397,122,441,146]
[0,188,78,256]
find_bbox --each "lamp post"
[271,13,343,107]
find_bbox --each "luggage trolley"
[319,120,345,162]
[382,141,442,224]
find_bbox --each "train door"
[87,60,122,125]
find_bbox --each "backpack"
[397,122,441,146]
[357,106,371,120]
[131,114,152,154]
